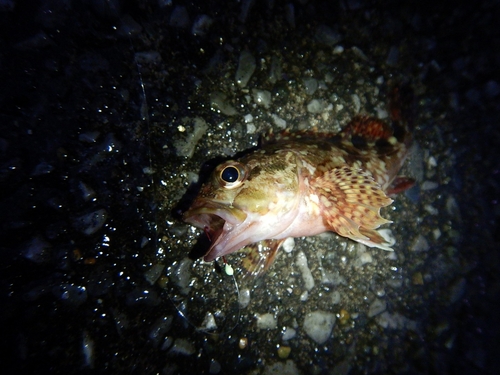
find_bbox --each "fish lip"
[183,200,249,261]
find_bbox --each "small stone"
[296,251,314,291]
[307,99,327,114]
[303,310,336,344]
[338,309,350,325]
[277,346,291,359]
[412,272,424,285]
[255,313,277,329]
[411,234,429,252]
[282,327,296,341]
[252,89,272,108]
[236,50,256,88]
[170,338,195,355]
[209,359,221,374]
[303,78,318,95]
[368,298,386,318]
[238,337,248,349]
[271,114,286,128]
[421,180,439,190]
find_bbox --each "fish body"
[184,96,412,271]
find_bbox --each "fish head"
[183,151,301,262]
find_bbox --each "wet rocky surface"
[1,1,499,374]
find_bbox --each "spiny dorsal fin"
[312,166,394,250]
[341,116,394,143]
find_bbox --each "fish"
[183,86,414,274]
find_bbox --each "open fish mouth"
[183,200,248,261]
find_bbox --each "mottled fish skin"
[184,89,412,271]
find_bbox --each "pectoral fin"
[313,166,394,250]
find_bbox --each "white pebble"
[424,204,438,215]
[170,338,195,355]
[333,45,344,54]
[282,237,295,253]
[303,78,318,95]
[243,113,254,123]
[235,49,256,88]
[307,99,327,114]
[238,288,251,308]
[428,156,437,167]
[271,114,286,128]
[303,311,336,344]
[421,180,439,190]
[255,313,277,329]
[300,290,309,301]
[246,123,256,134]
[296,251,314,291]
[251,89,272,108]
[433,228,441,240]
[410,234,430,252]
[368,298,386,318]
[174,117,208,158]
[200,312,217,331]
[352,94,361,113]
[331,290,341,304]
[358,252,372,265]
[282,327,297,341]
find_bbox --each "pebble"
[315,24,342,46]
[303,310,336,344]
[411,234,430,252]
[307,99,327,114]
[73,209,107,235]
[209,359,221,374]
[236,50,256,88]
[296,251,314,291]
[169,6,190,28]
[144,264,165,285]
[303,78,318,95]
[251,88,272,108]
[421,180,439,190]
[210,91,238,116]
[238,287,251,308]
[277,346,291,359]
[263,360,300,375]
[271,113,286,128]
[149,315,173,347]
[191,15,213,36]
[424,204,438,215]
[22,236,50,263]
[368,298,386,318]
[200,312,217,331]
[170,338,195,355]
[386,46,399,66]
[255,313,277,329]
[282,237,295,253]
[282,327,296,341]
[174,117,208,158]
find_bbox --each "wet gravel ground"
[1,1,499,374]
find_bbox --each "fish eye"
[217,161,248,189]
[221,166,239,182]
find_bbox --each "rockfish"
[184,88,413,273]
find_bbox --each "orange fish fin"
[386,176,416,195]
[239,239,284,277]
[313,166,394,250]
[341,116,394,143]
